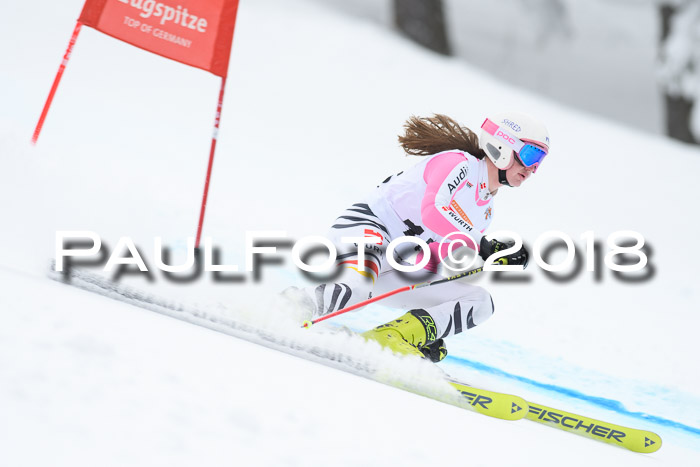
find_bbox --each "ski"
[524,401,662,453]
[48,264,662,451]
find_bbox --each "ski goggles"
[481,118,548,171]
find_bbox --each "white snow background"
[1,0,699,466]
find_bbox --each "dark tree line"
[393,0,699,145]
[658,2,698,144]
[393,0,450,55]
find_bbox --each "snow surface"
[1,0,700,465]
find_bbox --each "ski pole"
[301,265,484,328]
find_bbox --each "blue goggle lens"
[518,145,547,167]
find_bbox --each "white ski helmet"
[479,111,550,172]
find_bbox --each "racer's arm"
[420,152,484,250]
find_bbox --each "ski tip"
[635,431,662,454]
[509,398,529,420]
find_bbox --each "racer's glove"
[420,338,447,363]
[478,237,529,268]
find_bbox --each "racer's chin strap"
[498,169,511,187]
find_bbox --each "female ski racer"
[286,112,550,362]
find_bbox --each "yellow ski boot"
[361,309,439,359]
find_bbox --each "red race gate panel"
[79,0,239,77]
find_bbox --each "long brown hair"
[398,114,486,159]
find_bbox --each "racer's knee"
[467,286,495,327]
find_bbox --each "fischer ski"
[524,401,662,453]
[48,264,662,452]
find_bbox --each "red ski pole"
[301,265,484,328]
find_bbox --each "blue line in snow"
[447,355,700,437]
[331,322,700,437]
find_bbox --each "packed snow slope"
[1,0,699,465]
